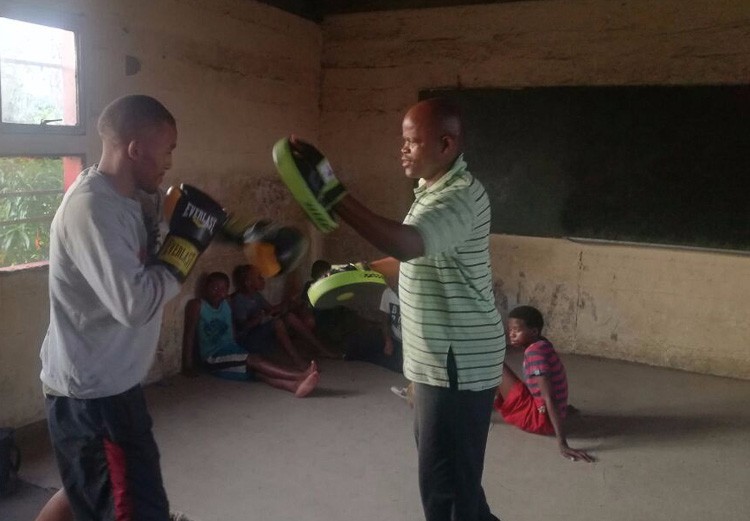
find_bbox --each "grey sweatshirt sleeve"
[62,192,181,327]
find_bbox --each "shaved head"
[401,97,465,185]
[97,95,175,144]
[405,98,464,153]
[96,95,177,196]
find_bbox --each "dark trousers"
[413,353,500,521]
[46,385,170,521]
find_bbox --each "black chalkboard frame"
[421,86,750,254]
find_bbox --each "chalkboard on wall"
[422,87,750,251]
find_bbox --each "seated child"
[299,259,348,340]
[230,264,319,368]
[344,285,403,374]
[293,259,355,355]
[495,305,594,462]
[302,259,332,310]
[380,285,403,371]
[182,271,319,397]
[272,260,322,333]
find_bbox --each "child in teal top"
[182,272,319,397]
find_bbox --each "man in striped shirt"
[495,306,593,462]
[334,98,506,521]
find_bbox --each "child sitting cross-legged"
[495,305,594,462]
[182,271,320,397]
[231,263,338,365]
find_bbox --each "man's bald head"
[405,98,464,153]
[97,95,175,145]
[401,98,465,185]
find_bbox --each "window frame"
[0,2,88,270]
[0,3,86,136]
[0,153,86,269]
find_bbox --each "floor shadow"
[308,387,363,398]
[565,411,750,451]
[1,481,56,521]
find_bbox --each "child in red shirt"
[495,306,594,462]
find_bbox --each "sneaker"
[390,386,409,400]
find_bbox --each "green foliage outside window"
[0,157,64,267]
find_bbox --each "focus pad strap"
[273,137,338,233]
[163,185,182,223]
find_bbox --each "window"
[0,8,85,269]
[0,16,80,130]
[0,156,82,267]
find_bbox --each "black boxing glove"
[157,184,227,282]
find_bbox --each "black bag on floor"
[0,427,21,497]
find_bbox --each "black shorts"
[45,385,169,521]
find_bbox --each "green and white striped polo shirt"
[399,155,506,391]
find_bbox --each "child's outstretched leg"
[254,370,320,398]
[246,356,320,397]
[293,370,320,397]
[283,312,338,358]
[496,363,522,402]
[35,489,73,521]
[270,318,308,369]
[36,488,202,521]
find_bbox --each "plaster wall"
[2,0,748,429]
[318,0,750,375]
[490,235,750,378]
[0,0,321,428]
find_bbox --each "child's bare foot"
[295,371,319,398]
[306,360,319,376]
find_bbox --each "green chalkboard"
[422,87,750,251]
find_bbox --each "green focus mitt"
[272,136,346,233]
[307,263,387,310]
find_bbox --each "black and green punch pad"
[307,265,387,310]
[272,137,338,233]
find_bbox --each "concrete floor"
[4,353,750,521]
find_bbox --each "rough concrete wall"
[0,265,50,428]
[0,0,321,428]
[318,0,750,375]
[490,235,750,378]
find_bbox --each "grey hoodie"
[40,166,180,398]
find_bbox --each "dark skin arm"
[262,295,293,318]
[370,256,400,355]
[239,311,264,329]
[182,299,201,377]
[369,257,401,287]
[289,136,422,261]
[382,311,394,356]
[534,375,595,462]
[371,258,400,356]
[233,292,266,329]
[264,300,284,317]
[334,195,424,261]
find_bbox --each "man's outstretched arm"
[334,195,424,261]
